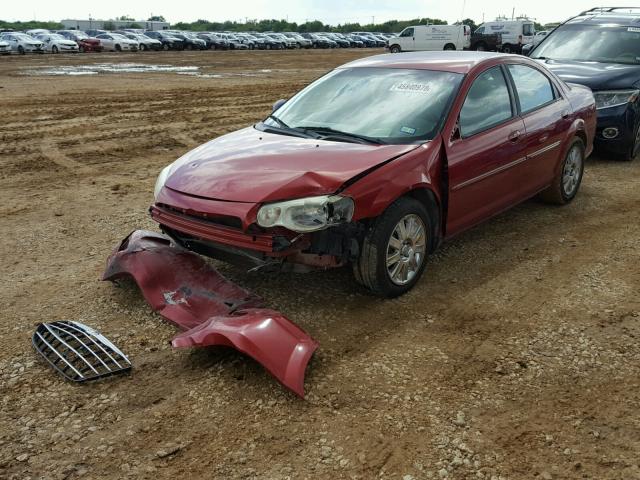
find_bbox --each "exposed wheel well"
[574,129,587,148]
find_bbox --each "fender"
[342,138,444,221]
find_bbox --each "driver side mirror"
[521,43,533,56]
[272,99,287,112]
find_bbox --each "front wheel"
[443,43,456,50]
[354,197,432,297]
[502,44,513,54]
[620,122,640,161]
[539,137,585,204]
[389,44,401,53]
[52,45,59,54]
[18,45,25,55]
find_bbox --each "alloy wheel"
[562,144,583,197]
[386,214,427,285]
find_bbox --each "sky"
[6,1,640,26]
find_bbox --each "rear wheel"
[443,43,456,50]
[475,42,487,51]
[389,44,401,53]
[52,45,58,54]
[115,44,122,52]
[502,43,513,53]
[354,197,432,297]
[539,137,585,204]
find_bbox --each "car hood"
[165,127,419,203]
[538,59,640,90]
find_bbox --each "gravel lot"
[1,49,639,480]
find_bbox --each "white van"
[388,25,471,53]
[475,20,535,53]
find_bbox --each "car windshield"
[111,34,127,40]
[73,32,88,39]
[15,34,33,41]
[48,34,65,40]
[264,67,463,144]
[532,24,640,65]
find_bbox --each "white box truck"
[387,25,471,53]
[474,19,536,53]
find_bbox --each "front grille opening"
[157,204,243,229]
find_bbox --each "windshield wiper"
[294,126,386,145]
[267,114,289,129]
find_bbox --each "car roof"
[341,51,515,74]
[567,8,640,26]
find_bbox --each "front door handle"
[561,111,570,119]
[508,130,522,142]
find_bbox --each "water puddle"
[22,63,272,78]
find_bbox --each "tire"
[620,122,640,161]
[443,43,456,51]
[18,46,25,55]
[475,42,487,51]
[354,197,433,297]
[539,137,585,205]
[115,44,122,52]
[389,44,401,53]
[141,44,148,51]
[502,44,512,54]
[52,45,58,54]
[79,45,85,53]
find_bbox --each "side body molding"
[102,230,318,397]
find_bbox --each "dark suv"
[526,7,640,160]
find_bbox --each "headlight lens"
[594,89,639,110]
[256,195,355,232]
[153,164,174,200]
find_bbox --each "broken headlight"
[256,195,354,233]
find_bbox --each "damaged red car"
[151,52,596,297]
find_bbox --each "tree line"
[0,16,548,33]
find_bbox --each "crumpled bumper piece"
[102,230,318,397]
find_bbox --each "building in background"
[60,19,169,31]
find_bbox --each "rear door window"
[460,67,514,137]
[507,65,555,113]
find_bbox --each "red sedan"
[151,52,596,297]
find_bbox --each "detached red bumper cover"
[102,230,318,397]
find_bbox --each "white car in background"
[0,32,44,54]
[35,33,79,53]
[0,39,10,55]
[95,33,139,52]
[121,32,161,51]
[533,30,549,46]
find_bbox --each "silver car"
[0,32,44,54]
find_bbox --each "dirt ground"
[1,49,639,480]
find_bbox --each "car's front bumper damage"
[102,229,318,397]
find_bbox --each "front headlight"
[256,195,355,233]
[594,89,639,110]
[154,164,174,200]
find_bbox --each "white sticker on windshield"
[390,82,432,94]
[628,27,640,32]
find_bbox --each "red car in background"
[151,52,596,297]
[56,30,103,52]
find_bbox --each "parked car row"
[0,28,392,54]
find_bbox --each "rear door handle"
[508,130,522,142]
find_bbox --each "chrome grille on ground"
[32,321,131,382]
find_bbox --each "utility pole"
[512,7,515,20]
[372,16,375,25]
